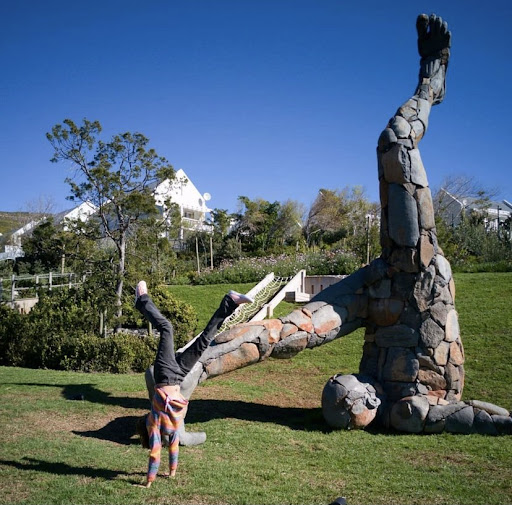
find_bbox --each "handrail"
[0,272,86,303]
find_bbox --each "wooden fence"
[0,272,86,303]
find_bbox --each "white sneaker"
[228,290,254,305]
[135,280,148,303]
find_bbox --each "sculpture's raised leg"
[145,14,511,444]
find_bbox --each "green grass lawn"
[0,273,511,504]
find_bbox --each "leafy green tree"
[16,219,64,274]
[126,216,178,286]
[273,199,305,248]
[304,186,379,261]
[232,196,281,253]
[47,119,175,320]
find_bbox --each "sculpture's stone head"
[322,374,383,430]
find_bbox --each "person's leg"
[177,290,253,375]
[135,281,184,385]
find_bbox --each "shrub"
[59,332,157,373]
[0,304,28,366]
[122,284,198,350]
[188,250,360,285]
[0,285,174,373]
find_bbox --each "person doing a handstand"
[134,280,253,488]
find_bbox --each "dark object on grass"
[328,497,347,505]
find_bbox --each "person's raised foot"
[135,280,148,304]
[416,13,451,105]
[228,290,254,305]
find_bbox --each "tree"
[273,199,305,248]
[16,218,64,274]
[433,174,499,220]
[232,196,280,253]
[304,186,379,259]
[47,119,175,321]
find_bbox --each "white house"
[54,201,98,230]
[436,188,512,234]
[2,169,212,257]
[153,168,213,246]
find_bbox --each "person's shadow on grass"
[0,457,144,484]
[14,382,148,410]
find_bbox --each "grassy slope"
[0,211,33,235]
[0,273,511,505]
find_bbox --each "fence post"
[0,278,3,302]
[49,272,53,291]
[99,311,104,336]
[11,274,15,302]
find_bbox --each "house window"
[184,211,194,219]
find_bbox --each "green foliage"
[0,304,28,366]
[59,332,157,373]
[436,215,512,272]
[15,219,64,274]
[228,196,305,255]
[187,250,360,285]
[304,186,380,261]
[122,284,197,350]
[125,217,179,286]
[0,285,159,373]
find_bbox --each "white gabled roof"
[62,201,98,222]
[154,168,212,213]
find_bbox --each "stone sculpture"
[146,13,511,442]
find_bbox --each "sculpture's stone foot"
[416,13,451,105]
[178,424,207,446]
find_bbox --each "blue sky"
[1,0,511,215]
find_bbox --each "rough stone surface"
[419,232,435,268]
[382,347,419,382]
[433,341,450,366]
[375,325,419,348]
[436,255,452,284]
[409,149,428,187]
[418,368,447,390]
[280,322,299,339]
[390,115,412,138]
[282,309,314,333]
[311,304,343,335]
[416,188,436,230]
[368,298,404,327]
[445,406,474,434]
[205,343,260,377]
[378,128,397,152]
[369,279,391,299]
[388,184,420,247]
[390,396,430,433]
[419,318,445,348]
[413,265,435,312]
[473,409,498,435]
[469,400,510,417]
[449,341,464,365]
[430,302,449,327]
[381,144,410,184]
[215,324,264,344]
[271,332,309,359]
[492,415,512,435]
[417,349,444,374]
[444,310,460,342]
